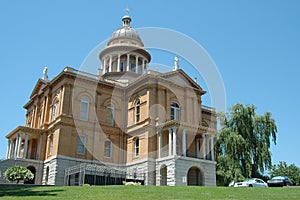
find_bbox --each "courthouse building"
[0,14,217,186]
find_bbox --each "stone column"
[10,139,14,159]
[168,128,172,156]
[182,129,186,156]
[194,99,198,124]
[127,53,130,71]
[14,136,19,158]
[17,132,23,158]
[23,133,29,159]
[103,57,107,74]
[146,60,149,70]
[109,54,112,72]
[117,53,121,72]
[59,86,64,116]
[158,131,162,158]
[196,138,200,158]
[172,127,177,156]
[202,134,206,160]
[6,140,11,159]
[142,59,145,74]
[211,136,215,161]
[37,134,43,160]
[135,55,139,73]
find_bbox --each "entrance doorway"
[160,165,167,186]
[24,166,36,184]
[187,166,203,186]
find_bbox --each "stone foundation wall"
[156,157,176,186]
[0,159,44,184]
[42,156,126,185]
[126,158,156,185]
[155,156,216,186]
[175,157,216,186]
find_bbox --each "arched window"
[135,99,140,123]
[106,103,115,126]
[104,140,112,158]
[52,100,59,121]
[171,102,180,121]
[134,138,139,157]
[80,97,89,121]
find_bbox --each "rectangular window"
[134,138,139,157]
[80,100,89,121]
[77,136,86,155]
[104,140,112,158]
[49,135,53,155]
[120,62,124,72]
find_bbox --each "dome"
[110,26,141,41]
[106,15,144,47]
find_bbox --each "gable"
[30,79,48,98]
[159,69,206,94]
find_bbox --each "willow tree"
[216,103,277,185]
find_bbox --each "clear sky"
[0,0,299,167]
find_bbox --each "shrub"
[5,166,34,184]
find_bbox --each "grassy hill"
[0,185,299,199]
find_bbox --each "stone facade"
[1,14,217,186]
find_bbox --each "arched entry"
[24,166,36,184]
[187,166,203,186]
[160,165,167,186]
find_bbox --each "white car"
[234,178,268,188]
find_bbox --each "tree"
[5,166,34,184]
[215,103,277,186]
[270,162,300,186]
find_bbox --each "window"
[135,100,140,123]
[131,63,136,72]
[106,103,115,126]
[170,102,180,121]
[52,101,59,121]
[120,62,124,72]
[104,140,112,158]
[134,138,139,157]
[49,135,53,155]
[77,136,86,155]
[80,98,89,121]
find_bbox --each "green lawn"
[0,185,299,200]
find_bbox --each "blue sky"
[0,0,299,167]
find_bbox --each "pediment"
[30,79,48,98]
[159,69,206,94]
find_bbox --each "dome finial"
[122,7,131,27]
[124,7,130,15]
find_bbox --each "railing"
[64,163,145,186]
[64,67,99,80]
[159,150,212,161]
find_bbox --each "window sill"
[104,156,112,159]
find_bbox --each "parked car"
[234,178,268,188]
[267,176,293,187]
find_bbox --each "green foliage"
[216,103,277,186]
[270,162,300,186]
[4,165,34,184]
